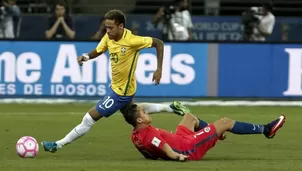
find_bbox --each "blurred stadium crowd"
[0,0,301,41]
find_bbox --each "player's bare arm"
[151,38,164,85]
[162,143,188,162]
[77,49,103,66]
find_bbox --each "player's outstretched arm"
[77,49,103,66]
[151,38,164,70]
[151,38,164,85]
[162,143,188,162]
[77,34,108,65]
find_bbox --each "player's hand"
[77,56,89,66]
[177,154,188,162]
[152,68,162,85]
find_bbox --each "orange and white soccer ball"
[16,136,39,158]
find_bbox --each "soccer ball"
[16,136,39,158]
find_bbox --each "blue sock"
[231,121,264,134]
[195,118,208,132]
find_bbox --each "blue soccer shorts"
[96,87,134,117]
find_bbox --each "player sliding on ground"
[41,9,187,152]
[124,104,286,161]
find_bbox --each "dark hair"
[174,0,184,5]
[104,9,126,26]
[55,0,66,7]
[123,104,139,127]
[262,3,273,11]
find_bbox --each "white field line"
[0,98,302,106]
[0,112,286,117]
[173,101,302,106]
[0,112,84,115]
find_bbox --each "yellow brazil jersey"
[96,29,153,96]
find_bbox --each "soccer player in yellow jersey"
[41,9,191,153]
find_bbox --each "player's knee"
[222,118,235,129]
[82,113,96,127]
[88,107,102,121]
[213,118,235,134]
[183,113,198,125]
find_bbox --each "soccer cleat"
[264,115,286,139]
[41,141,58,153]
[169,101,190,116]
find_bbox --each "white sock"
[56,113,96,148]
[139,103,173,114]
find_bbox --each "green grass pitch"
[0,103,301,171]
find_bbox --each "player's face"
[55,5,65,17]
[105,19,123,40]
[136,106,152,125]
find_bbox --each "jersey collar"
[122,28,129,39]
[133,125,150,133]
[115,28,128,42]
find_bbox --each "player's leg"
[42,88,133,152]
[175,113,225,140]
[41,106,102,152]
[121,101,190,116]
[177,113,201,132]
[120,101,171,116]
[174,112,210,136]
[139,103,173,113]
[187,123,219,160]
[213,115,286,139]
[138,101,190,116]
[186,115,286,160]
[188,115,287,160]
[53,107,101,149]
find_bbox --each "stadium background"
[1,0,302,99]
[1,1,302,171]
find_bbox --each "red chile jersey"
[131,125,190,160]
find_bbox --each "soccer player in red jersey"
[123,104,286,161]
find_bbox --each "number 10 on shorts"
[101,96,115,109]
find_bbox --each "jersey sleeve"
[145,127,167,150]
[96,34,108,53]
[130,35,153,50]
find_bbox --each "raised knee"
[220,117,231,122]
[183,113,197,125]
[215,118,234,129]
[220,118,234,127]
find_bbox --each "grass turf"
[0,104,300,171]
